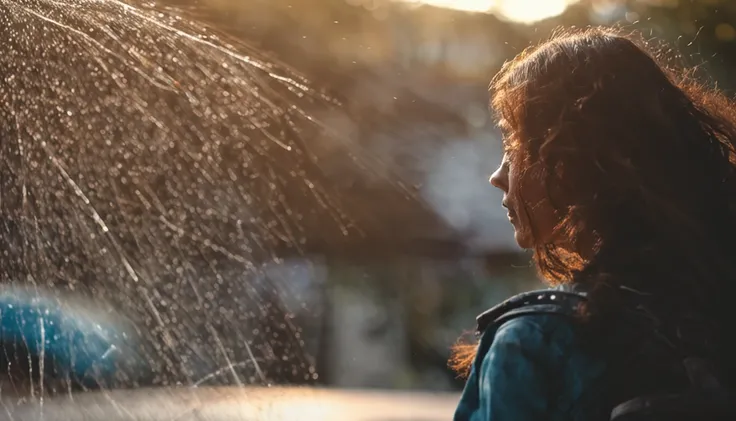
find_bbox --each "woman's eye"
[502,143,516,160]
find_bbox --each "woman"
[453,27,736,420]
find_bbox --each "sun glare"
[496,0,578,24]
[395,0,580,24]
[397,0,495,13]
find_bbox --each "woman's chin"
[513,229,534,250]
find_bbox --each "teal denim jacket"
[454,290,608,421]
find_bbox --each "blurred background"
[3,0,736,407]
[198,0,736,392]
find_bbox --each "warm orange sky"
[394,0,581,24]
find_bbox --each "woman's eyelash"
[502,143,515,155]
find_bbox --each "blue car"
[0,286,149,392]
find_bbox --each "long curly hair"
[450,27,736,378]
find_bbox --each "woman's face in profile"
[489,150,560,249]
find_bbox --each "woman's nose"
[489,165,508,192]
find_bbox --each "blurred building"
[110,0,736,391]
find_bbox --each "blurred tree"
[542,0,736,90]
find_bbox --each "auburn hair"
[451,27,736,378]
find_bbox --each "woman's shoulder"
[479,306,582,367]
[474,287,596,379]
[455,289,606,421]
[484,311,580,365]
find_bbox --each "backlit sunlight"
[396,0,495,13]
[395,0,581,24]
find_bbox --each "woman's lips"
[502,202,515,221]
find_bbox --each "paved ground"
[2,387,461,421]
